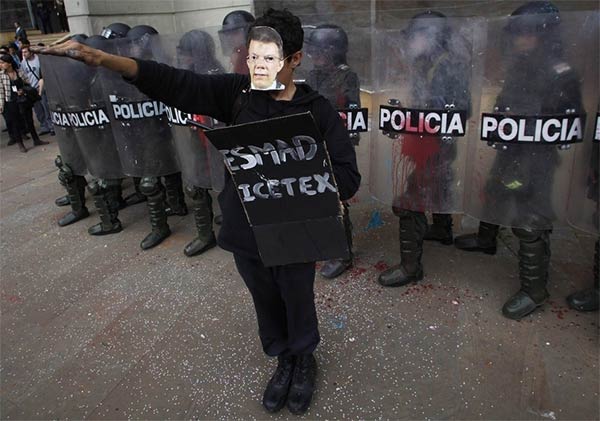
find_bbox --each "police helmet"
[404,10,448,39]
[85,35,108,50]
[504,1,561,34]
[306,24,348,56]
[101,22,130,39]
[126,25,159,40]
[70,33,88,44]
[220,10,255,33]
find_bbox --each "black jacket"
[129,59,361,258]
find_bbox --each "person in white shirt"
[20,44,54,135]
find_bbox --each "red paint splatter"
[350,267,367,276]
[373,260,389,272]
[1,293,22,303]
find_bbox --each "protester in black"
[36,8,360,415]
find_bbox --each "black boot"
[140,177,171,250]
[183,186,217,257]
[262,355,296,413]
[124,177,147,206]
[55,195,70,207]
[423,213,453,245]
[378,210,426,287]
[454,221,498,255]
[56,156,89,227]
[502,228,550,320]
[164,173,188,216]
[111,180,128,210]
[87,179,123,236]
[287,354,317,415]
[567,240,599,312]
[320,203,353,278]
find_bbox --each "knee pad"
[512,227,549,243]
[87,178,109,195]
[185,184,208,201]
[139,177,160,196]
[87,179,100,195]
[57,162,74,185]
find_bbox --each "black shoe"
[7,138,16,146]
[58,207,89,227]
[88,220,123,236]
[502,290,548,320]
[55,195,70,207]
[140,227,171,250]
[183,234,217,257]
[423,225,453,245]
[319,258,352,279]
[38,130,50,136]
[262,355,296,413]
[50,130,56,136]
[287,354,317,415]
[377,264,423,287]
[214,214,223,225]
[33,139,50,146]
[566,288,599,312]
[454,233,497,255]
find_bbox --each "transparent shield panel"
[149,30,228,191]
[369,17,484,213]
[100,35,179,177]
[464,11,596,230]
[39,54,88,176]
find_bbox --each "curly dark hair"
[250,8,303,61]
[0,54,18,71]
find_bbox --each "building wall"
[64,0,252,37]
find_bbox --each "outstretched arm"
[32,40,139,79]
[32,40,249,122]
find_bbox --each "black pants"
[234,254,319,357]
[3,101,24,143]
[18,101,40,141]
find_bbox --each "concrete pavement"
[1,136,598,420]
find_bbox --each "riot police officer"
[81,34,127,236]
[305,24,360,278]
[218,10,255,74]
[567,136,599,311]
[454,1,583,319]
[50,33,90,227]
[173,29,226,256]
[125,25,187,249]
[378,11,470,287]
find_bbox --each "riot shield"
[100,35,179,178]
[149,31,227,191]
[463,11,597,231]
[39,55,87,176]
[302,22,371,141]
[567,118,599,235]
[369,16,482,213]
[50,45,123,180]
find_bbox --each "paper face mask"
[247,26,286,91]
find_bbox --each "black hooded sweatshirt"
[129,59,361,259]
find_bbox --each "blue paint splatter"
[329,314,347,329]
[365,210,384,231]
